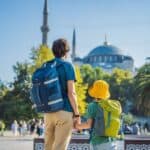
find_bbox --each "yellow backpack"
[93,99,122,138]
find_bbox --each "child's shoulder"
[88,101,98,108]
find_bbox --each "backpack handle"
[42,59,57,68]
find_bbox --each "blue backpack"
[30,59,64,113]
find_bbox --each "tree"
[122,113,134,125]
[133,64,150,116]
[0,62,38,126]
[29,45,54,73]
[74,66,87,115]
[105,68,133,108]
[0,80,8,101]
[80,64,106,86]
[80,64,108,102]
[80,64,95,86]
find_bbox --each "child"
[75,80,121,150]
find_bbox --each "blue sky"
[0,0,150,82]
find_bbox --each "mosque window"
[99,56,101,62]
[90,57,93,62]
[113,56,117,62]
[106,56,110,62]
[109,56,112,62]
[94,56,96,62]
[118,56,122,62]
[101,56,104,62]
[104,56,106,62]
[96,56,99,62]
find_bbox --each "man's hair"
[52,38,70,58]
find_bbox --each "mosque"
[41,0,134,73]
[71,29,134,72]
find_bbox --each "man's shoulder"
[62,61,74,69]
[60,61,75,73]
[55,58,74,68]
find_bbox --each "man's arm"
[67,80,79,116]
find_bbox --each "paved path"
[0,136,124,150]
[0,136,33,150]
[3,131,150,150]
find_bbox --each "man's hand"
[73,116,81,130]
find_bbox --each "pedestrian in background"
[11,120,18,136]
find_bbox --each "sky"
[0,0,150,82]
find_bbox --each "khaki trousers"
[44,111,73,150]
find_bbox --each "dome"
[87,43,123,57]
[77,38,134,72]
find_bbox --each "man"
[44,38,80,150]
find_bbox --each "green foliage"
[0,80,8,101]
[133,64,150,116]
[80,64,106,86]
[80,64,95,85]
[30,45,54,73]
[106,68,133,104]
[0,120,5,130]
[74,66,87,115]
[0,62,38,126]
[0,100,37,126]
[122,113,134,125]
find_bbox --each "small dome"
[88,43,123,57]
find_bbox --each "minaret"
[72,28,76,61]
[104,34,108,46]
[41,0,49,46]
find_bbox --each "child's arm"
[75,118,93,130]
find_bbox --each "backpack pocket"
[43,77,64,112]
[44,77,62,100]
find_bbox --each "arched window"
[104,56,107,62]
[90,57,93,62]
[94,56,96,62]
[113,56,117,62]
[99,56,101,62]
[101,56,104,62]
[106,56,109,62]
[109,56,112,62]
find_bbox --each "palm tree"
[134,64,150,116]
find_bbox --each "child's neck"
[94,98,102,102]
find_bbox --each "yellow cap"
[88,80,110,99]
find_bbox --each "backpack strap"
[92,102,105,136]
[45,58,70,98]
[54,59,68,98]
[40,59,56,70]
[98,101,112,130]
[106,111,111,129]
